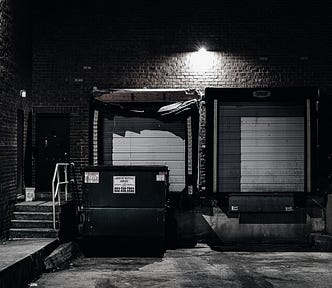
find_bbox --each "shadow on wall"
[0,184,16,241]
[105,114,186,140]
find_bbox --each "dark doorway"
[36,114,69,192]
[17,109,24,196]
[24,112,33,187]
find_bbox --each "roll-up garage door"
[218,103,305,193]
[103,115,186,192]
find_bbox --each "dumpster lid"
[82,165,169,172]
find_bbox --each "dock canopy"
[91,88,200,119]
[90,88,200,196]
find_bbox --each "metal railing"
[52,163,70,229]
[68,162,82,216]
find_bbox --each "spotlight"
[198,47,207,53]
[188,46,215,72]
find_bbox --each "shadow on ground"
[79,238,166,258]
[209,243,319,252]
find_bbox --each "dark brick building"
[0,0,331,241]
[0,0,30,241]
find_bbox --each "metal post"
[52,163,71,230]
[52,163,58,230]
[64,164,68,201]
[57,168,61,208]
[306,99,311,193]
[213,99,218,193]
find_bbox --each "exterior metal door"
[218,103,305,193]
[102,115,186,192]
[36,114,69,191]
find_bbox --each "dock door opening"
[217,103,305,193]
[102,115,186,193]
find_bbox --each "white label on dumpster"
[113,176,136,194]
[84,172,99,183]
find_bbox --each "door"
[36,114,69,191]
[17,109,24,195]
[217,102,305,193]
[102,115,186,192]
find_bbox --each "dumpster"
[82,165,169,255]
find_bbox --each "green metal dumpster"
[81,165,169,255]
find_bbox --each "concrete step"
[9,200,75,240]
[12,211,59,221]
[11,220,57,229]
[44,241,80,271]
[14,201,61,213]
[9,228,59,239]
[35,192,71,201]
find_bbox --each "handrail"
[68,162,84,230]
[52,163,70,229]
[69,162,82,212]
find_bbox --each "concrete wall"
[0,0,31,240]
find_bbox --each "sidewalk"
[0,238,58,288]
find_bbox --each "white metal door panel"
[104,116,186,192]
[240,117,304,192]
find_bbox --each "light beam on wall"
[187,47,215,72]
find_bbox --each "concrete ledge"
[0,239,58,288]
[44,241,80,271]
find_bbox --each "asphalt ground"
[33,243,332,288]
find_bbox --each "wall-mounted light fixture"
[187,46,215,72]
[198,47,207,53]
[20,90,27,98]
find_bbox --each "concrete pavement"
[34,244,332,288]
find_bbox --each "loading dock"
[84,89,201,250]
[90,88,200,201]
[203,87,323,243]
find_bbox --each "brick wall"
[0,0,31,240]
[31,2,332,198]
[0,1,329,241]
[32,2,332,89]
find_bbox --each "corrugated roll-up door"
[218,103,305,193]
[103,115,186,192]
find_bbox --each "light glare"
[20,90,26,98]
[188,49,215,72]
[198,47,207,53]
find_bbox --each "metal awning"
[92,88,201,103]
[91,88,201,119]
